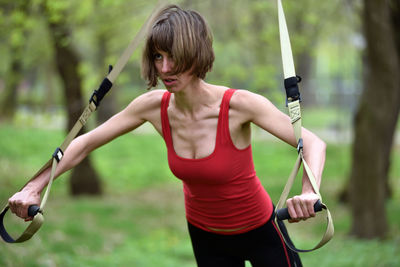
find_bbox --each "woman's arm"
[231,90,326,221]
[8,90,165,219]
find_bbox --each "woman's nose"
[161,58,173,73]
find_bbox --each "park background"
[0,0,399,266]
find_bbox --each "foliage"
[0,124,399,266]
[0,0,361,110]
[1,0,398,264]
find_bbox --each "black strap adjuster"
[284,75,302,105]
[90,78,113,107]
[52,147,64,162]
[297,138,303,153]
[89,65,113,107]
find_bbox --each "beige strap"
[274,0,334,252]
[0,0,167,244]
[107,1,166,83]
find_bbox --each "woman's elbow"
[303,129,326,154]
[316,136,326,154]
[68,134,92,160]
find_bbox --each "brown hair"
[141,5,215,88]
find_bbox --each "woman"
[9,5,325,267]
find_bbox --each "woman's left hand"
[286,193,320,223]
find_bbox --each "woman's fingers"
[8,190,40,220]
[286,193,320,223]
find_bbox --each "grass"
[0,123,399,267]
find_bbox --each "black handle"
[276,200,323,221]
[28,205,40,217]
[0,205,42,243]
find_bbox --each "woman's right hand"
[8,188,41,221]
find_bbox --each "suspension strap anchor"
[274,0,334,253]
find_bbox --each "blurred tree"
[182,0,347,105]
[0,48,22,121]
[91,0,117,124]
[0,0,29,121]
[349,0,400,238]
[43,0,102,195]
[287,0,342,106]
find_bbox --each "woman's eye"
[154,53,163,60]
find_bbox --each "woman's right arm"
[8,90,165,219]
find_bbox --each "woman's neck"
[173,80,219,114]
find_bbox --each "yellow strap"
[0,0,168,244]
[277,0,296,78]
[107,0,167,83]
[287,100,302,141]
[275,0,334,252]
[0,102,95,243]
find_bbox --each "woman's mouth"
[163,78,177,87]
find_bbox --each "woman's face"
[154,50,195,93]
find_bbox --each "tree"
[0,47,22,121]
[91,0,117,124]
[43,0,102,195]
[349,0,400,238]
[0,0,29,121]
[288,0,343,106]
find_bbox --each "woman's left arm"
[231,90,326,222]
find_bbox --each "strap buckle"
[297,138,303,153]
[52,147,64,163]
[89,65,113,107]
[89,90,100,107]
[284,75,302,106]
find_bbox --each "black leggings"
[187,216,302,267]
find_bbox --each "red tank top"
[161,89,273,234]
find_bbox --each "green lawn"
[0,124,399,267]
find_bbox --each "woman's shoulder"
[125,89,168,116]
[229,89,267,109]
[228,89,276,121]
[130,89,167,106]
[140,89,169,99]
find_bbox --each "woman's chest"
[168,109,220,159]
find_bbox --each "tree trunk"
[295,51,314,106]
[95,33,117,125]
[45,5,102,196]
[0,51,21,121]
[349,0,400,239]
[0,1,28,121]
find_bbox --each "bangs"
[148,21,174,56]
[149,10,196,75]
[141,5,214,89]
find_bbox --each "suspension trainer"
[274,0,334,252]
[0,1,167,244]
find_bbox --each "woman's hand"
[286,193,320,223]
[8,188,41,221]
